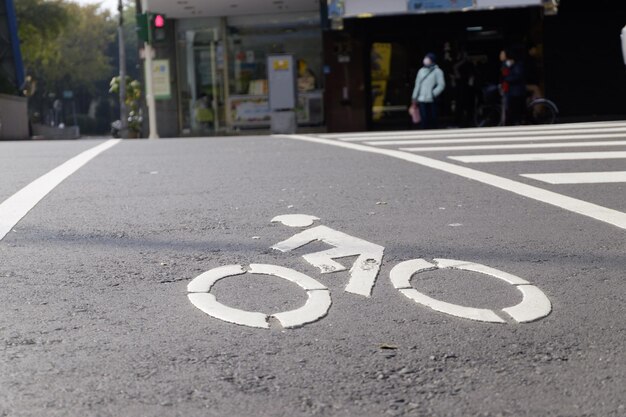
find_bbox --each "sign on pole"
[149,59,171,100]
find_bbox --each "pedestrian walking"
[410,53,446,129]
[500,48,526,126]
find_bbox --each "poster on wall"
[408,0,474,11]
[370,43,392,122]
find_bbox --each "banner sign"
[408,0,474,11]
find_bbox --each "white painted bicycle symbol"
[187,214,552,329]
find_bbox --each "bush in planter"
[109,76,142,137]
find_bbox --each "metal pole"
[118,0,128,138]
[142,0,159,139]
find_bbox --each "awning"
[144,0,319,19]
[335,0,554,19]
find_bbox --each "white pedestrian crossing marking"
[280,122,626,230]
[521,171,626,184]
[400,140,626,152]
[365,133,626,146]
[323,121,626,140]
[449,151,626,163]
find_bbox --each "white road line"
[366,133,626,146]
[278,135,626,230]
[322,121,626,140]
[450,151,626,163]
[0,139,121,241]
[521,171,626,184]
[400,140,626,152]
[355,128,626,143]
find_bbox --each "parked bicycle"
[474,84,559,127]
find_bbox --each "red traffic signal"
[150,13,167,43]
[154,14,165,28]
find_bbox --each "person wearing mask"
[500,48,526,125]
[411,53,446,129]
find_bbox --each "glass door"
[369,42,412,130]
[179,29,227,136]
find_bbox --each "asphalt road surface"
[1,121,625,416]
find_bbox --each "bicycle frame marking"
[187,215,553,329]
[272,225,384,297]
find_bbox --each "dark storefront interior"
[323,2,626,132]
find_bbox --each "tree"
[15,0,71,79]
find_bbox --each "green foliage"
[110,76,143,133]
[15,0,71,74]
[16,0,117,93]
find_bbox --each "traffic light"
[151,13,167,43]
[136,13,149,43]
[135,13,167,44]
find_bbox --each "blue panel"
[408,0,474,11]
[4,0,25,88]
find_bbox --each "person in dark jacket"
[500,48,526,125]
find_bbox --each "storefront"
[176,13,323,135]
[323,0,555,132]
[144,1,325,136]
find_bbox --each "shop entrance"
[362,8,543,131]
[179,29,227,136]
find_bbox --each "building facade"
[141,0,626,136]
[142,0,325,137]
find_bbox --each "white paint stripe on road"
[0,139,121,242]
[450,151,626,163]
[521,171,626,184]
[322,121,626,140]
[356,129,626,143]
[400,140,626,152]
[279,135,626,230]
[366,133,626,146]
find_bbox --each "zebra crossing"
[282,121,626,230]
[316,121,626,187]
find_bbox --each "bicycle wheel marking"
[272,225,384,297]
[390,258,552,324]
[187,264,332,329]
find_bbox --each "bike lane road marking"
[0,139,121,241]
[278,135,626,230]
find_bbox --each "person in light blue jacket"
[411,53,446,129]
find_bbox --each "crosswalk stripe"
[521,171,626,184]
[449,151,626,163]
[400,140,626,152]
[280,134,626,230]
[322,121,626,140]
[358,128,626,143]
[365,133,626,146]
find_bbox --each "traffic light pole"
[118,0,128,139]
[141,0,159,139]
[144,41,159,139]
